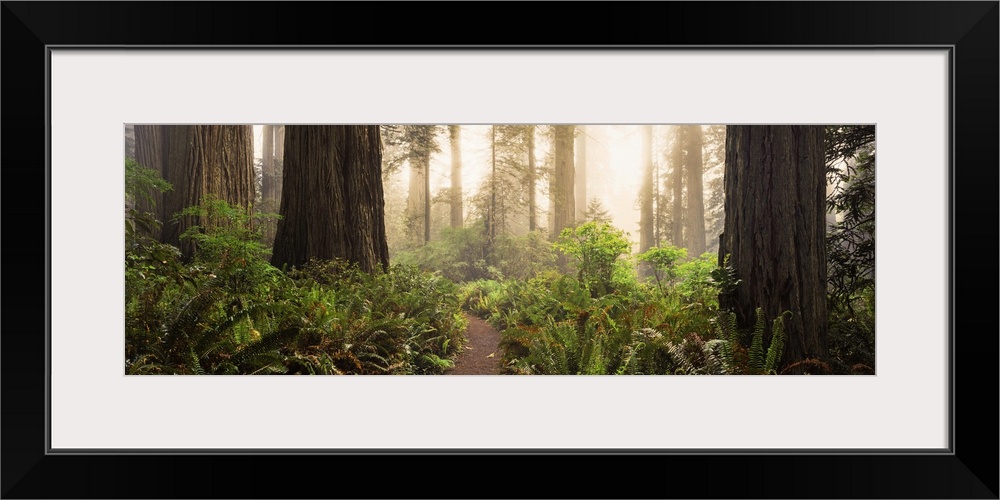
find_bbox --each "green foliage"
[457,238,753,375]
[764,313,787,374]
[827,134,875,311]
[394,225,490,282]
[555,222,632,298]
[716,308,789,375]
[493,231,558,281]
[381,125,442,177]
[583,198,613,224]
[462,268,726,375]
[394,226,558,283]
[828,287,875,374]
[673,252,722,307]
[663,333,728,375]
[125,158,172,248]
[126,196,467,375]
[825,125,876,375]
[637,244,687,292]
[748,309,766,373]
[709,254,741,295]
[716,310,742,373]
[125,157,171,209]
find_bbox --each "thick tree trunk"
[684,125,707,256]
[670,126,685,247]
[719,125,828,369]
[527,127,537,232]
[449,125,463,228]
[133,125,170,239]
[551,125,575,241]
[639,125,655,254]
[575,125,587,222]
[161,125,255,258]
[271,125,388,273]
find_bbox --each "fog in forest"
[125,124,874,376]
[248,124,727,257]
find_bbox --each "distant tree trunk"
[670,126,685,247]
[551,125,575,241]
[575,125,587,222]
[133,124,170,238]
[449,125,463,228]
[490,126,497,241]
[260,125,284,246]
[526,126,537,232]
[124,124,137,159]
[262,125,275,202]
[654,142,661,247]
[639,125,655,255]
[274,125,285,199]
[406,150,429,244]
[271,125,388,273]
[719,125,828,369]
[548,186,556,235]
[260,125,286,202]
[424,148,431,243]
[161,125,255,258]
[684,125,707,256]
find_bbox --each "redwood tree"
[684,125,707,256]
[551,125,575,241]
[449,125,463,228]
[271,125,389,273]
[719,125,828,368]
[160,125,256,258]
[575,125,587,222]
[526,126,537,232]
[670,126,684,246]
[133,124,170,238]
[401,125,438,244]
[259,124,285,246]
[639,125,655,254]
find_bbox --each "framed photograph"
[4,2,996,498]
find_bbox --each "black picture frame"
[3,2,997,498]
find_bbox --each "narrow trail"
[446,313,501,375]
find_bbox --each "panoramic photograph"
[124,124,875,375]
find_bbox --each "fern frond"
[666,341,696,374]
[230,327,299,368]
[717,311,739,369]
[748,308,765,373]
[764,312,788,373]
[189,347,206,375]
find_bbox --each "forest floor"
[445,314,501,375]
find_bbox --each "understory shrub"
[125,198,467,375]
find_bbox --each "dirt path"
[446,313,501,375]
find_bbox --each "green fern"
[230,327,299,368]
[665,341,696,374]
[748,308,766,373]
[189,347,206,375]
[764,312,789,373]
[717,311,739,369]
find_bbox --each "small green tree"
[554,222,631,297]
[125,157,172,245]
[583,197,613,224]
[636,244,687,293]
